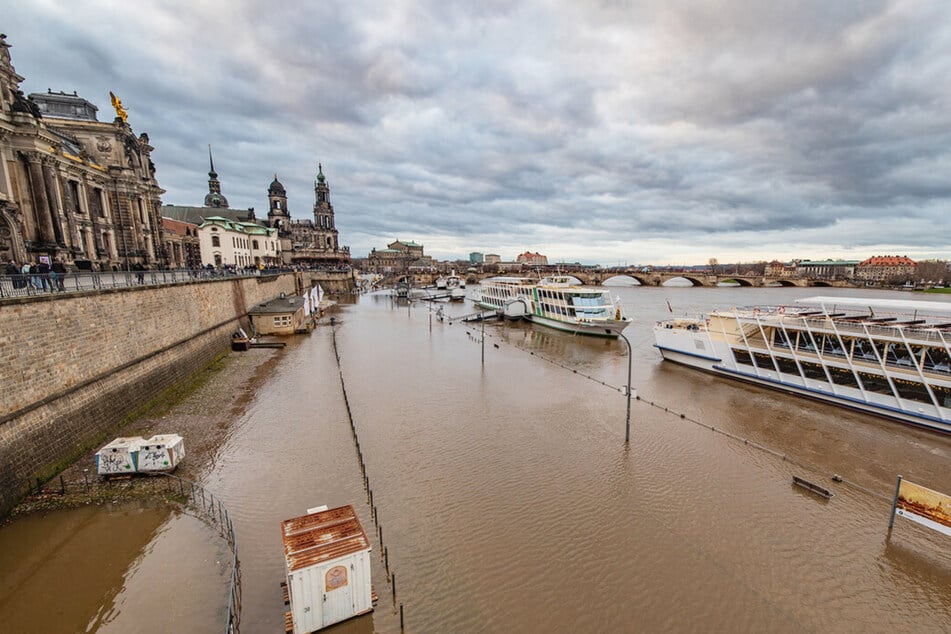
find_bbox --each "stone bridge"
[376,270,854,288]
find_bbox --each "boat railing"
[737,313,951,344]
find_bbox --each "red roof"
[281,505,370,572]
[858,255,916,267]
[162,217,199,236]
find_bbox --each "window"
[69,181,82,214]
[732,349,753,366]
[253,240,259,250]
[772,355,799,375]
[827,366,860,388]
[799,361,828,381]
[893,378,933,404]
[273,315,292,327]
[212,235,220,247]
[857,371,892,395]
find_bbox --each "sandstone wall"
[0,273,296,515]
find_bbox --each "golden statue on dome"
[109,91,128,122]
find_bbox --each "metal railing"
[23,473,242,633]
[0,268,269,299]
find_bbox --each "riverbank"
[6,346,283,519]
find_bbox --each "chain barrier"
[329,319,405,627]
[463,322,891,502]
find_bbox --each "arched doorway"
[0,205,23,264]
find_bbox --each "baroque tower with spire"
[266,163,349,266]
[267,174,290,230]
[204,145,229,208]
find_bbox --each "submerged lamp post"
[619,331,634,443]
[481,308,486,365]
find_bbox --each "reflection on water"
[0,502,228,633]
[2,286,950,632]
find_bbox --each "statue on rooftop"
[109,91,128,122]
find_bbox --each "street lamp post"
[481,309,486,365]
[619,332,634,443]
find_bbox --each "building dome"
[268,175,286,196]
[204,191,228,207]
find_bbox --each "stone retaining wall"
[0,273,296,516]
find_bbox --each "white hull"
[653,298,951,435]
[475,276,630,338]
[530,314,630,337]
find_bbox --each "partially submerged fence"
[22,473,242,633]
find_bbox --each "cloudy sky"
[7,1,951,264]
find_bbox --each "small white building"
[248,294,310,335]
[282,504,374,632]
[138,434,185,472]
[198,216,280,268]
[95,436,144,475]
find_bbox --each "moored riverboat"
[475,276,630,337]
[653,296,951,434]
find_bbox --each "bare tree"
[915,259,948,284]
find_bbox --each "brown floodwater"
[2,285,950,632]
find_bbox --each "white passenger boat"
[475,276,630,337]
[653,296,951,434]
[446,273,465,301]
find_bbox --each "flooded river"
[2,285,950,632]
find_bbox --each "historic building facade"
[161,217,201,269]
[855,255,917,284]
[266,164,350,266]
[365,240,434,273]
[197,216,279,268]
[516,251,548,266]
[0,35,165,270]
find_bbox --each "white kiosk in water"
[281,504,374,632]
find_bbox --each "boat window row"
[540,302,572,316]
[770,329,951,374]
[731,349,951,407]
[571,295,611,318]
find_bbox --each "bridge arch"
[602,275,642,287]
[662,276,705,287]
[718,278,754,287]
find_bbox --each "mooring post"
[887,474,903,533]
[392,572,396,602]
[619,332,634,443]
[400,602,404,630]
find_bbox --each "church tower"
[267,174,291,231]
[312,163,339,251]
[203,145,229,208]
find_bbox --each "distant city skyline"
[8,2,951,265]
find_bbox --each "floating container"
[95,437,144,475]
[282,504,373,632]
[138,434,185,472]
